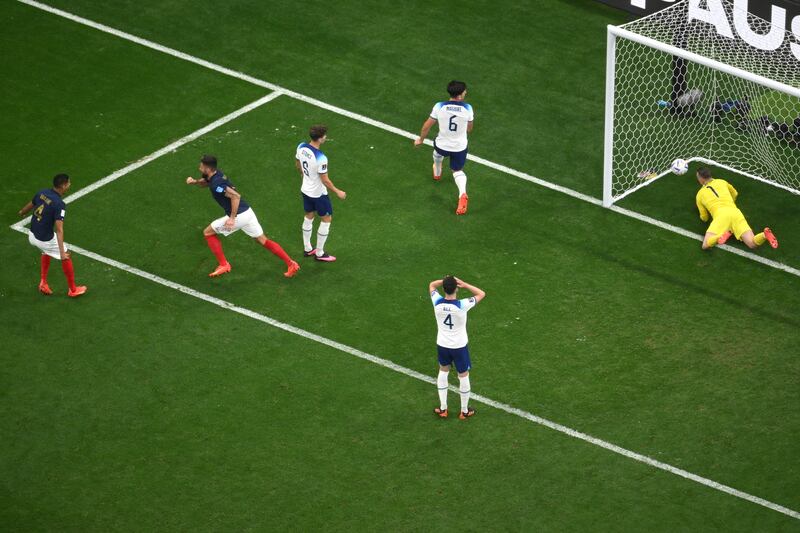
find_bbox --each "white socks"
[459,375,471,414]
[433,151,444,176]
[453,170,467,196]
[302,217,314,252]
[437,370,449,410]
[316,221,331,256]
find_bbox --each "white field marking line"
[7,223,800,520]
[16,1,800,280]
[10,91,284,232]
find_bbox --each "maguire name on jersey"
[430,101,474,152]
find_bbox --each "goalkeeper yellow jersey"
[695,178,739,221]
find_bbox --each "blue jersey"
[204,170,250,216]
[30,189,66,241]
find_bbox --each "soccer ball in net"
[671,158,689,175]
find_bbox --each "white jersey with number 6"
[296,142,329,198]
[431,290,477,348]
[430,101,474,152]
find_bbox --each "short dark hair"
[201,155,217,169]
[309,125,328,141]
[697,167,712,179]
[447,80,467,98]
[442,276,457,295]
[53,173,70,188]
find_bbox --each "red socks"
[205,234,228,266]
[40,255,51,281]
[262,239,292,266]
[61,258,77,291]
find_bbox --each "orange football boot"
[68,286,88,298]
[209,263,232,277]
[433,407,448,418]
[456,193,469,215]
[38,280,53,295]
[764,228,778,248]
[459,408,476,420]
[284,261,300,278]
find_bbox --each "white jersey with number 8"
[431,290,477,348]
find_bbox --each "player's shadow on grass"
[587,247,800,329]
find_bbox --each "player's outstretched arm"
[321,174,346,200]
[455,278,485,303]
[414,118,437,147]
[696,198,709,222]
[185,176,209,188]
[18,201,33,217]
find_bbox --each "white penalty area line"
[16,0,800,281]
[10,90,284,232]
[6,223,800,521]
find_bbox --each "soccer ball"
[671,158,689,175]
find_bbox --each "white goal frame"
[602,24,800,207]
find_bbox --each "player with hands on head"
[429,275,485,420]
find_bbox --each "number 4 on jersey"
[443,314,454,329]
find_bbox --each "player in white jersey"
[429,275,485,419]
[295,125,347,262]
[414,81,474,215]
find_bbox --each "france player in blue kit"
[429,275,485,419]
[186,155,299,278]
[17,173,87,297]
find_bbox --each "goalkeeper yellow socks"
[754,232,766,246]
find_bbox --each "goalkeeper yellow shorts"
[708,208,752,239]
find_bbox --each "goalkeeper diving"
[694,168,778,250]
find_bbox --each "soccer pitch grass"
[2,0,799,530]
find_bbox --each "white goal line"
[10,91,285,232]
[7,222,799,521]
[15,0,800,280]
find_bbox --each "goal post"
[603,0,800,208]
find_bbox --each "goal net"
[603,0,800,207]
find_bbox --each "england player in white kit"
[295,125,347,262]
[414,81,474,215]
[429,275,486,419]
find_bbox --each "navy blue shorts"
[434,141,468,171]
[302,193,333,216]
[437,345,471,373]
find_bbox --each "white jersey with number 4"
[431,290,477,348]
[430,101,474,152]
[296,142,329,198]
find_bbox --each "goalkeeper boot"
[433,407,448,418]
[432,163,441,181]
[456,193,469,215]
[764,228,779,248]
[717,231,732,245]
[68,286,88,298]
[459,408,476,420]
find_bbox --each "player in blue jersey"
[186,155,299,278]
[17,173,87,297]
[415,81,474,215]
[429,275,485,419]
[296,125,347,262]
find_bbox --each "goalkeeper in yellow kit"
[695,168,778,250]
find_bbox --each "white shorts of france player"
[28,231,68,260]
[211,207,264,238]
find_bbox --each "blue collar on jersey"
[300,142,324,157]
[434,297,462,308]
